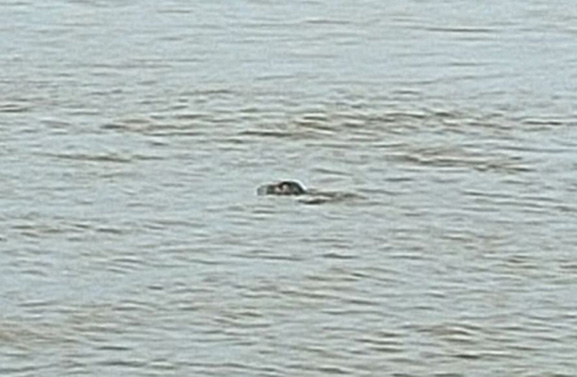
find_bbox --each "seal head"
[257,180,306,196]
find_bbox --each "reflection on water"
[1,0,577,375]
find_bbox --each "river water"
[1,1,577,376]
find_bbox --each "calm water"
[1,1,577,376]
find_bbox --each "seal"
[257,180,306,196]
[257,180,361,205]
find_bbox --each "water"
[1,0,577,375]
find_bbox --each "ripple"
[0,103,31,113]
[42,151,164,164]
[419,26,499,34]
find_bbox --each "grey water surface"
[1,0,577,376]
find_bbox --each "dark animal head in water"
[257,180,307,196]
